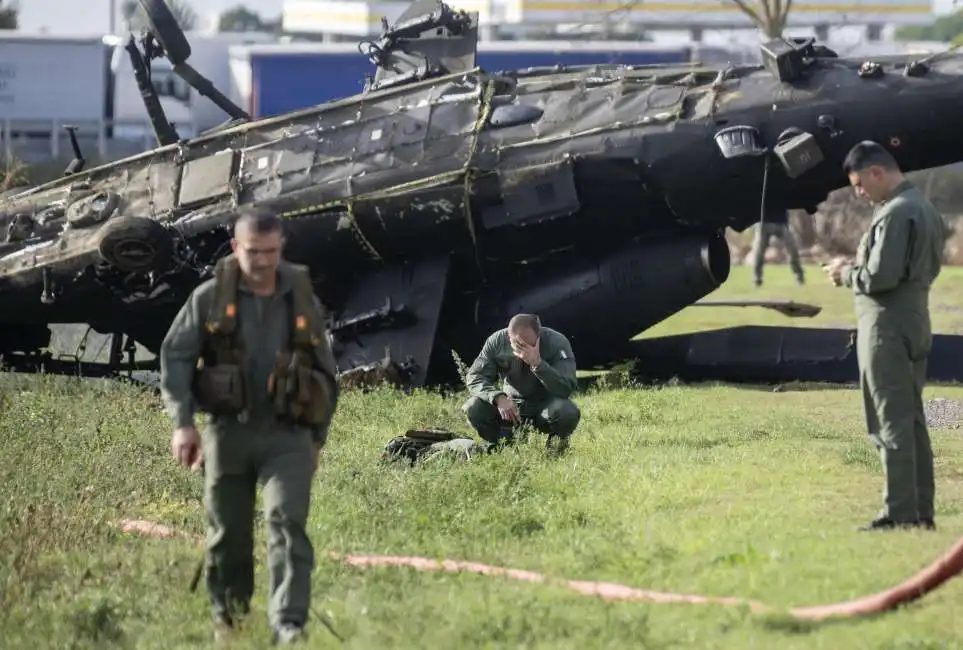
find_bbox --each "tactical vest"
[381,428,478,466]
[191,253,334,428]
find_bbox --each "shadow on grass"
[728,382,857,393]
[755,597,948,638]
[754,610,888,635]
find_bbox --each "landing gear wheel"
[136,0,191,65]
[95,216,175,274]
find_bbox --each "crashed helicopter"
[2,0,963,388]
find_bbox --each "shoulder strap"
[284,261,323,348]
[207,254,241,337]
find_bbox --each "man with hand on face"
[462,313,581,451]
[159,206,339,643]
[824,140,947,532]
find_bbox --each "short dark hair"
[842,141,900,175]
[508,313,540,334]
[234,206,283,237]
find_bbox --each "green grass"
[3,264,963,648]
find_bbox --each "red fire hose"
[119,519,963,621]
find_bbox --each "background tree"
[894,10,963,44]
[218,4,281,33]
[122,0,198,32]
[728,0,791,39]
[0,0,19,30]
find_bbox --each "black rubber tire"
[137,0,192,65]
[95,216,175,274]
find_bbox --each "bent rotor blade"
[692,300,823,318]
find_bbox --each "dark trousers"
[462,395,580,443]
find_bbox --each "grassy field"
[2,263,963,649]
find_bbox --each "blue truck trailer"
[227,41,721,119]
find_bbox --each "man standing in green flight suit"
[824,140,947,532]
[160,207,340,643]
[750,206,805,287]
[462,313,581,451]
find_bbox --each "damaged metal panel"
[525,75,688,139]
[354,104,432,159]
[238,133,320,202]
[483,131,608,177]
[481,159,580,229]
[336,158,466,200]
[177,151,238,208]
[102,155,180,219]
[341,99,482,198]
[478,76,691,170]
[350,186,470,258]
[277,205,388,265]
[279,182,471,269]
[569,85,685,134]
[328,255,452,388]
[426,98,485,160]
[237,76,483,205]
[311,103,434,166]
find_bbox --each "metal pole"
[109,0,116,33]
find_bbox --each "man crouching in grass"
[461,313,580,452]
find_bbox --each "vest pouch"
[298,366,333,427]
[269,351,295,418]
[194,364,246,415]
[268,349,332,427]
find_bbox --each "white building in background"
[280,0,936,41]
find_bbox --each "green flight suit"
[159,261,339,630]
[462,327,581,443]
[841,179,947,523]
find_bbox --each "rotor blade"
[692,300,823,318]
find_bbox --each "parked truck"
[0,33,113,137]
[0,31,273,161]
[226,40,730,119]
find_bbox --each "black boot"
[858,516,919,531]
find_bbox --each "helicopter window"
[485,103,544,130]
